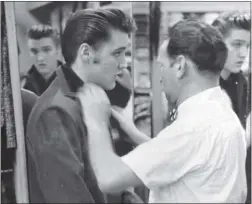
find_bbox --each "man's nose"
[118,55,126,66]
[239,46,249,59]
[117,64,126,76]
[37,53,45,61]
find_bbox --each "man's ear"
[175,55,186,79]
[79,43,93,63]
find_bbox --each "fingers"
[111,107,123,121]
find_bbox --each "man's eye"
[31,49,38,55]
[114,51,122,57]
[42,48,52,53]
[232,42,243,48]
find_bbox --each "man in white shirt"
[78,20,247,203]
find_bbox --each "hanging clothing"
[1,3,17,203]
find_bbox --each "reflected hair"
[28,24,59,45]
[61,8,136,66]
[212,11,251,37]
[167,20,228,74]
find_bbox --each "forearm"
[86,121,120,189]
[127,126,150,146]
[86,120,144,193]
[126,123,151,146]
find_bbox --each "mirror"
[158,1,251,127]
[13,1,136,203]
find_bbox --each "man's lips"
[38,63,46,67]
[236,61,244,66]
[236,62,244,67]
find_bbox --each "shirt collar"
[177,86,226,116]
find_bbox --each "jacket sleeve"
[28,107,95,203]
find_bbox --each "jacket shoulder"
[28,79,82,129]
[51,90,82,123]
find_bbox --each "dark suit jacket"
[220,72,248,128]
[26,66,105,203]
[21,89,38,135]
[23,61,62,96]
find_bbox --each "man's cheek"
[49,51,56,57]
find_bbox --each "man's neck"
[177,76,219,107]
[220,68,231,80]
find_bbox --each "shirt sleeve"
[26,107,95,203]
[121,126,206,189]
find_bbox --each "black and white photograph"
[1,1,251,203]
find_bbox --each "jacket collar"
[56,64,84,98]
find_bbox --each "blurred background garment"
[1,3,17,202]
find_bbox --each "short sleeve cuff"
[121,151,150,188]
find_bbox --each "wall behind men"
[14,2,39,77]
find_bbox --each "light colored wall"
[14,2,39,76]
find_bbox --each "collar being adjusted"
[60,63,84,94]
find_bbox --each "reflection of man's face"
[91,29,130,90]
[28,37,58,78]
[224,28,250,74]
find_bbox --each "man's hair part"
[61,8,136,65]
[212,11,251,37]
[167,20,228,74]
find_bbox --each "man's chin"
[105,82,116,91]
[231,66,242,73]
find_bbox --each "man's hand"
[111,107,138,137]
[111,108,150,145]
[78,83,111,126]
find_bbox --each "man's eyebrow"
[41,45,52,49]
[232,39,247,43]
[112,46,127,53]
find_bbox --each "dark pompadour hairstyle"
[61,8,136,65]
[28,25,59,44]
[167,20,228,73]
[212,11,251,37]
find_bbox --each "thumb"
[111,107,123,121]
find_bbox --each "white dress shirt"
[122,86,247,203]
